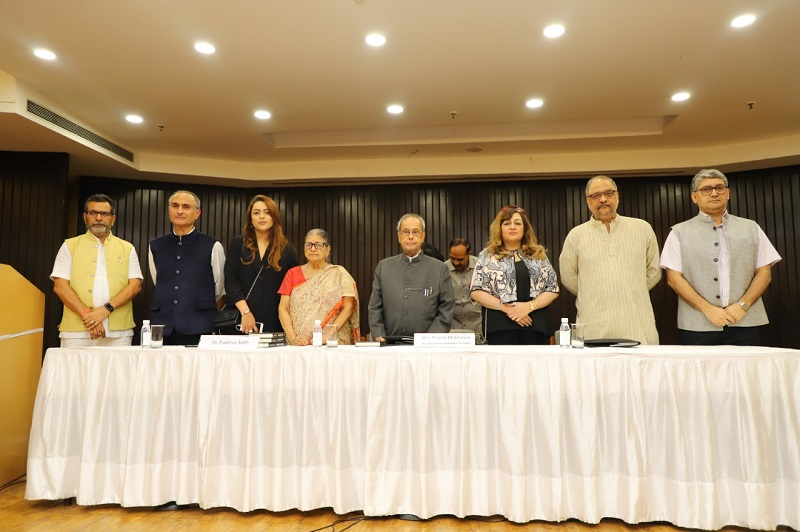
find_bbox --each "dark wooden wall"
[0,152,69,350]
[2,150,798,350]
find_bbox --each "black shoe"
[397,514,424,521]
[154,501,188,511]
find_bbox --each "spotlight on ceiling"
[194,42,216,54]
[365,34,386,46]
[543,24,565,38]
[731,14,756,28]
[33,49,57,60]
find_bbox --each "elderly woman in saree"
[278,228,360,345]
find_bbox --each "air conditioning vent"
[27,100,134,162]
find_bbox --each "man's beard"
[89,223,108,236]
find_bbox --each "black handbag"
[214,306,241,330]
[214,263,265,334]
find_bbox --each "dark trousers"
[164,332,202,346]
[677,326,764,346]
[487,329,548,345]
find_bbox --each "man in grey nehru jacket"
[368,213,454,342]
[660,169,781,345]
[560,175,662,344]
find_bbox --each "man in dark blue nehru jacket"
[148,190,226,347]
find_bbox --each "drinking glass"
[324,324,339,348]
[570,323,585,349]
[150,324,165,348]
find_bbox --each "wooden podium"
[0,264,44,485]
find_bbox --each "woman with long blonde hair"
[224,195,299,333]
[470,205,559,344]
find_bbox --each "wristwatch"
[737,300,749,311]
[104,302,115,313]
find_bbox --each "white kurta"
[559,215,661,344]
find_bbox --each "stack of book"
[250,332,287,348]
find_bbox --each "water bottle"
[559,318,571,348]
[141,320,151,348]
[312,320,323,348]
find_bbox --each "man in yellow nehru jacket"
[51,194,143,346]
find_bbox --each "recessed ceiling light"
[525,98,544,109]
[731,14,756,28]
[365,33,386,47]
[671,92,691,102]
[254,110,271,120]
[543,24,565,38]
[125,115,144,124]
[194,42,216,54]
[387,104,404,114]
[33,49,56,60]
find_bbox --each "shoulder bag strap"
[243,263,266,301]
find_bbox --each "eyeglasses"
[501,205,525,214]
[85,210,113,217]
[586,190,618,201]
[399,229,423,237]
[304,242,327,250]
[696,184,728,196]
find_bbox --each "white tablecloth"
[25,345,800,530]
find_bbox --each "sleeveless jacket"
[149,230,218,335]
[59,232,135,332]
[672,213,768,331]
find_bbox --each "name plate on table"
[413,332,475,347]
[199,335,260,349]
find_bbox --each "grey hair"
[585,175,618,196]
[305,228,330,246]
[691,169,729,192]
[305,228,331,262]
[169,190,201,210]
[396,213,426,232]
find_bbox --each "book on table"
[250,332,286,339]
[258,341,287,348]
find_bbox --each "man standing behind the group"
[444,238,483,340]
[51,194,142,347]
[660,169,781,345]
[368,214,454,342]
[149,190,225,346]
[559,176,662,344]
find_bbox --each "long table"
[25,345,800,530]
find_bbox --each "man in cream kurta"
[559,176,661,344]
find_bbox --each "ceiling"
[1,0,799,187]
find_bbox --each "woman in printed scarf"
[470,205,560,345]
[278,228,360,345]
